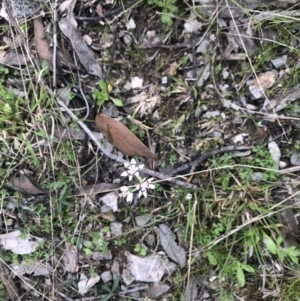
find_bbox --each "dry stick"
[169,145,253,176]
[57,101,197,190]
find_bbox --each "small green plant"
[293,140,300,151]
[101,276,120,301]
[139,205,149,214]
[115,238,127,247]
[148,0,178,26]
[134,243,147,256]
[240,146,278,181]
[83,232,109,255]
[92,80,123,107]
[263,233,300,264]
[0,282,5,301]
[169,153,177,166]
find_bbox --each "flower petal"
[121,171,129,177]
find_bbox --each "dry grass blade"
[95,114,157,159]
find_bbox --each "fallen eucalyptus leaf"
[156,224,186,268]
[34,16,53,63]
[11,174,48,195]
[95,114,157,159]
[58,0,102,78]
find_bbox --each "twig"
[280,166,300,175]
[118,284,149,294]
[189,33,197,140]
[57,100,197,190]
[168,145,253,176]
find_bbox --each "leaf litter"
[3,0,300,300]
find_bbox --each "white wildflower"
[138,178,155,198]
[120,186,134,203]
[186,193,193,200]
[121,158,144,181]
[126,192,134,203]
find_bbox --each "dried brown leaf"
[11,174,48,195]
[0,50,29,66]
[95,114,157,159]
[73,183,119,195]
[58,0,103,78]
[34,17,53,63]
[95,3,103,15]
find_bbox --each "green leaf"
[134,244,141,252]
[168,5,178,13]
[277,250,285,262]
[83,248,92,255]
[161,14,172,25]
[102,226,110,233]
[85,241,92,248]
[99,80,108,93]
[100,294,113,301]
[92,91,109,106]
[110,97,123,107]
[289,254,298,264]
[207,251,217,266]
[263,235,277,255]
[101,285,112,293]
[287,246,300,256]
[240,263,255,273]
[112,276,120,292]
[237,265,245,287]
[3,103,12,114]
[140,248,147,256]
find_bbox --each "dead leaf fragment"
[248,70,278,99]
[268,140,281,168]
[95,3,103,15]
[147,283,171,299]
[73,183,119,196]
[252,127,268,144]
[0,230,44,255]
[34,16,53,63]
[0,260,19,301]
[156,224,186,268]
[248,70,278,90]
[58,0,102,78]
[78,273,100,294]
[61,245,78,273]
[0,50,30,66]
[123,251,166,283]
[127,91,160,117]
[11,174,48,195]
[166,62,178,76]
[95,114,157,159]
[11,261,52,277]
